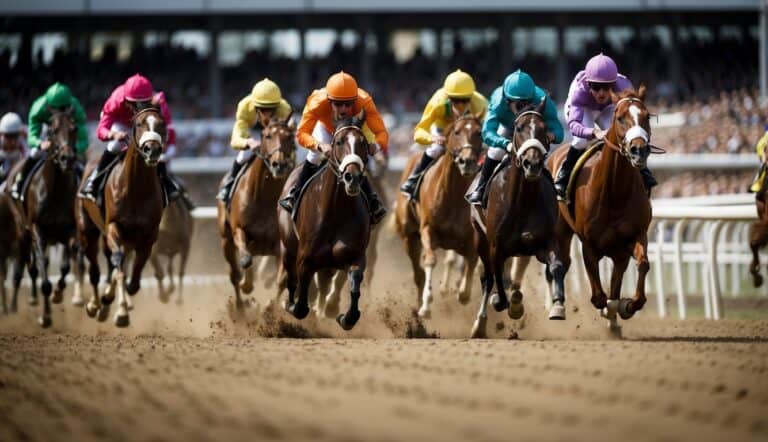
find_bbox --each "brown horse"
[547,87,653,330]
[749,186,768,287]
[469,103,566,338]
[277,113,372,330]
[78,107,166,327]
[394,112,483,318]
[14,110,80,327]
[0,191,27,313]
[218,117,296,307]
[151,198,194,304]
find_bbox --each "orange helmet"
[326,71,358,101]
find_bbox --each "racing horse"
[78,107,166,327]
[749,182,768,287]
[547,87,653,330]
[14,110,80,327]
[218,116,295,307]
[277,111,372,330]
[469,100,565,338]
[394,111,483,318]
[0,191,27,314]
[151,198,194,304]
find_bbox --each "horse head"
[609,85,652,168]
[512,98,549,180]
[447,109,483,176]
[332,109,370,197]
[259,113,296,179]
[132,107,166,167]
[48,109,77,172]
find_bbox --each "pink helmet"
[124,74,154,101]
[584,53,618,83]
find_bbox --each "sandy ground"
[1,219,767,441]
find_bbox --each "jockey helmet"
[585,53,618,83]
[502,70,535,101]
[250,78,282,108]
[443,69,475,99]
[0,112,24,134]
[326,71,358,101]
[45,83,73,108]
[124,74,154,102]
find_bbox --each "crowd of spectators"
[1,29,765,198]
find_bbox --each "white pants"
[425,126,445,159]
[306,124,332,165]
[234,130,262,164]
[106,122,130,154]
[565,102,614,150]
[486,124,512,161]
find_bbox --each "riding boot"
[279,160,320,212]
[157,161,181,202]
[11,154,41,201]
[639,166,658,196]
[361,175,387,224]
[467,157,501,206]
[399,151,436,198]
[80,150,118,201]
[554,146,583,201]
[216,160,244,202]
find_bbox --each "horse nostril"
[271,161,279,168]
[343,172,353,183]
[522,159,530,168]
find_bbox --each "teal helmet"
[45,82,74,108]
[502,69,535,101]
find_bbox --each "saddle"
[563,140,604,205]
[290,161,371,222]
[224,155,256,211]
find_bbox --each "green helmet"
[502,70,535,101]
[45,82,74,108]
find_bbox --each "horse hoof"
[38,316,52,328]
[158,292,170,304]
[240,282,254,295]
[100,295,114,306]
[508,290,524,319]
[609,322,622,337]
[114,314,130,328]
[336,311,360,331]
[41,281,52,296]
[97,306,110,322]
[753,273,764,288]
[417,307,431,319]
[617,298,635,320]
[323,303,340,319]
[470,316,487,339]
[86,302,98,318]
[591,294,608,310]
[457,292,471,305]
[490,293,508,312]
[548,301,566,320]
[71,297,85,307]
[51,290,64,304]
[239,255,253,269]
[288,302,310,320]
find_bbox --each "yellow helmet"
[443,69,475,99]
[250,78,282,107]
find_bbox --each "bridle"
[508,110,549,166]
[327,124,368,180]
[446,113,482,165]
[255,120,296,172]
[604,97,665,158]
[131,108,165,163]
[46,111,77,169]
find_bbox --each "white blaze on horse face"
[138,114,163,147]
[625,104,649,144]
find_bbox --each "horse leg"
[221,234,242,308]
[281,248,297,312]
[471,229,494,338]
[313,270,333,316]
[489,247,509,313]
[440,250,456,296]
[71,243,86,307]
[0,258,7,314]
[457,250,477,305]
[234,228,254,295]
[287,259,312,320]
[52,244,71,304]
[11,259,23,313]
[30,228,51,328]
[418,228,436,318]
[507,256,530,320]
[27,259,38,306]
[582,245,607,310]
[166,254,176,295]
[544,249,567,320]
[337,265,363,330]
[364,228,379,287]
[404,232,424,309]
[177,244,189,305]
[258,255,276,289]
[105,223,129,327]
[151,253,168,303]
[749,221,768,287]
[623,238,650,319]
[324,270,346,319]
[82,233,102,318]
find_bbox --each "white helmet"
[0,112,24,134]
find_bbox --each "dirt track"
[1,222,768,441]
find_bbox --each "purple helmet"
[584,53,618,83]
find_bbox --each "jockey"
[80,73,179,202]
[557,53,657,199]
[11,83,88,200]
[280,71,388,224]
[0,112,27,182]
[217,78,293,202]
[469,69,563,204]
[750,124,768,193]
[400,69,488,198]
